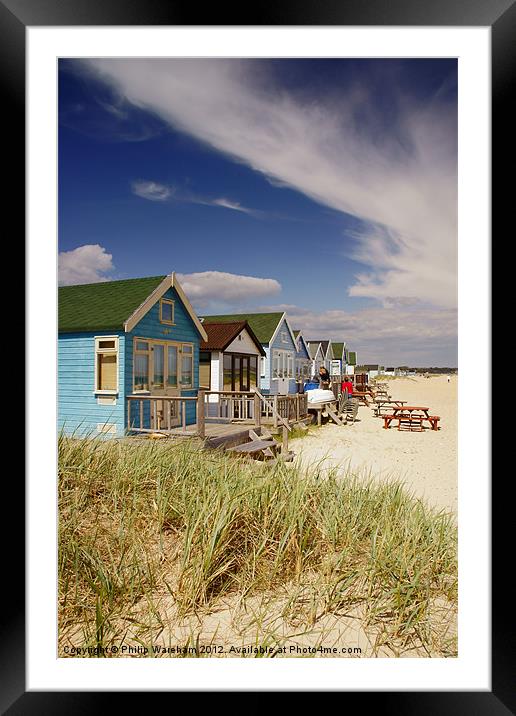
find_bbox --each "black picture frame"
[9,0,504,710]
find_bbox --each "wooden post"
[296,394,300,422]
[182,400,186,432]
[273,395,278,428]
[254,393,261,428]
[197,390,205,438]
[282,424,288,454]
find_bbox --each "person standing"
[341,376,354,399]
[318,365,331,389]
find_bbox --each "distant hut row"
[58,273,358,437]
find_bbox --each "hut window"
[223,354,233,391]
[260,357,266,378]
[160,299,175,325]
[272,351,280,378]
[180,344,193,387]
[287,354,293,378]
[95,336,119,393]
[199,351,211,390]
[134,340,151,392]
[249,356,257,388]
[272,350,294,379]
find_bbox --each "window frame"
[179,343,194,389]
[94,335,119,395]
[272,349,294,380]
[159,298,175,325]
[132,337,195,393]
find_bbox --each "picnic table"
[374,388,390,397]
[373,399,406,416]
[382,406,441,431]
[352,390,370,405]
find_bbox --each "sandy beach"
[290,375,457,516]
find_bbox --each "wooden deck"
[167,422,254,439]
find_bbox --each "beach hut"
[58,273,208,437]
[330,341,347,377]
[346,350,357,375]
[201,312,298,395]
[318,340,333,370]
[306,341,325,377]
[198,320,265,409]
[293,330,312,384]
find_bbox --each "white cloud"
[83,59,457,309]
[257,303,457,366]
[132,180,171,201]
[58,244,114,285]
[177,270,281,306]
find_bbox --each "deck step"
[228,439,278,455]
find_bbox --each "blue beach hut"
[58,273,208,437]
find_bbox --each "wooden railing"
[202,391,256,421]
[127,389,310,440]
[127,394,203,436]
[201,390,308,427]
[260,393,308,427]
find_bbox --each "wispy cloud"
[131,180,172,201]
[83,58,457,310]
[58,244,114,285]
[131,178,260,216]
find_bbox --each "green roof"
[59,275,166,333]
[332,342,344,358]
[348,351,357,366]
[201,312,284,344]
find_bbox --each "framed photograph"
[8,0,505,708]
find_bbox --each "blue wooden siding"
[58,331,125,437]
[125,286,200,428]
[295,341,310,361]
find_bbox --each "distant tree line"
[356,366,457,374]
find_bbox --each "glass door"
[151,343,166,394]
[151,342,180,428]
[240,356,250,391]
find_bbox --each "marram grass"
[58,434,457,656]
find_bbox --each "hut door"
[150,342,180,428]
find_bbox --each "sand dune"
[291,375,457,516]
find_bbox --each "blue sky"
[58,58,457,365]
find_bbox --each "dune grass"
[58,434,457,657]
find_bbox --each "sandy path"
[290,375,457,515]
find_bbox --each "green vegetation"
[59,435,457,657]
